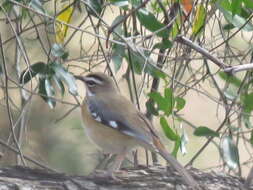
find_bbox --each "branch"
[0,34,26,165]
[224,63,253,74]
[175,36,227,69]
[0,165,251,190]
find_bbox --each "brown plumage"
[76,72,200,189]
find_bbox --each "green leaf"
[175,97,186,111]
[153,40,173,50]
[110,0,128,8]
[20,62,47,84]
[148,91,164,105]
[112,43,125,72]
[223,23,235,30]
[172,138,181,157]
[111,15,124,35]
[250,130,253,146]
[160,117,179,141]
[243,114,252,128]
[53,75,65,96]
[231,0,242,16]
[1,0,14,13]
[228,125,240,132]
[144,64,167,79]
[87,0,103,17]
[148,91,172,115]
[45,78,56,109]
[39,77,56,109]
[220,136,239,170]
[217,5,253,31]
[223,88,237,100]
[150,0,169,14]
[126,51,145,74]
[51,43,68,59]
[145,100,159,116]
[52,63,78,95]
[194,126,219,137]
[192,4,206,35]
[180,129,188,155]
[218,72,241,87]
[148,92,175,116]
[126,50,166,78]
[243,92,253,113]
[39,77,46,99]
[243,0,253,10]
[112,54,123,72]
[137,8,169,38]
[111,16,125,72]
[171,16,181,38]
[29,0,45,14]
[131,0,142,7]
[164,88,175,114]
[164,88,173,99]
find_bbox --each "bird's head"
[75,72,118,96]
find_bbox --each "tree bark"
[0,165,251,190]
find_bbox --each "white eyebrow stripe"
[85,77,103,85]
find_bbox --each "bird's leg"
[90,151,128,181]
[95,153,112,170]
[107,151,128,180]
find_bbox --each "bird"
[75,72,199,189]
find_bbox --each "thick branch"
[0,165,251,190]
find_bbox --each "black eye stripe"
[85,77,103,85]
[86,80,97,86]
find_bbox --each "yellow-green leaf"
[192,4,206,35]
[56,4,74,43]
[171,16,181,39]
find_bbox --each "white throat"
[86,88,94,97]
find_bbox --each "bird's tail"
[153,139,200,189]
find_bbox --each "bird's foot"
[88,170,125,183]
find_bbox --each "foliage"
[1,0,253,177]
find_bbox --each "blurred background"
[0,0,252,178]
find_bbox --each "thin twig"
[0,138,57,172]
[0,34,26,165]
[210,13,253,52]
[106,0,151,47]
[7,0,125,47]
[187,116,227,166]
[54,105,79,123]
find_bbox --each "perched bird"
[75,72,199,188]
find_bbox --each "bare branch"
[224,63,253,74]
[176,35,227,69]
[0,34,26,165]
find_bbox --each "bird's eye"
[86,80,96,87]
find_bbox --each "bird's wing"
[86,95,156,147]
